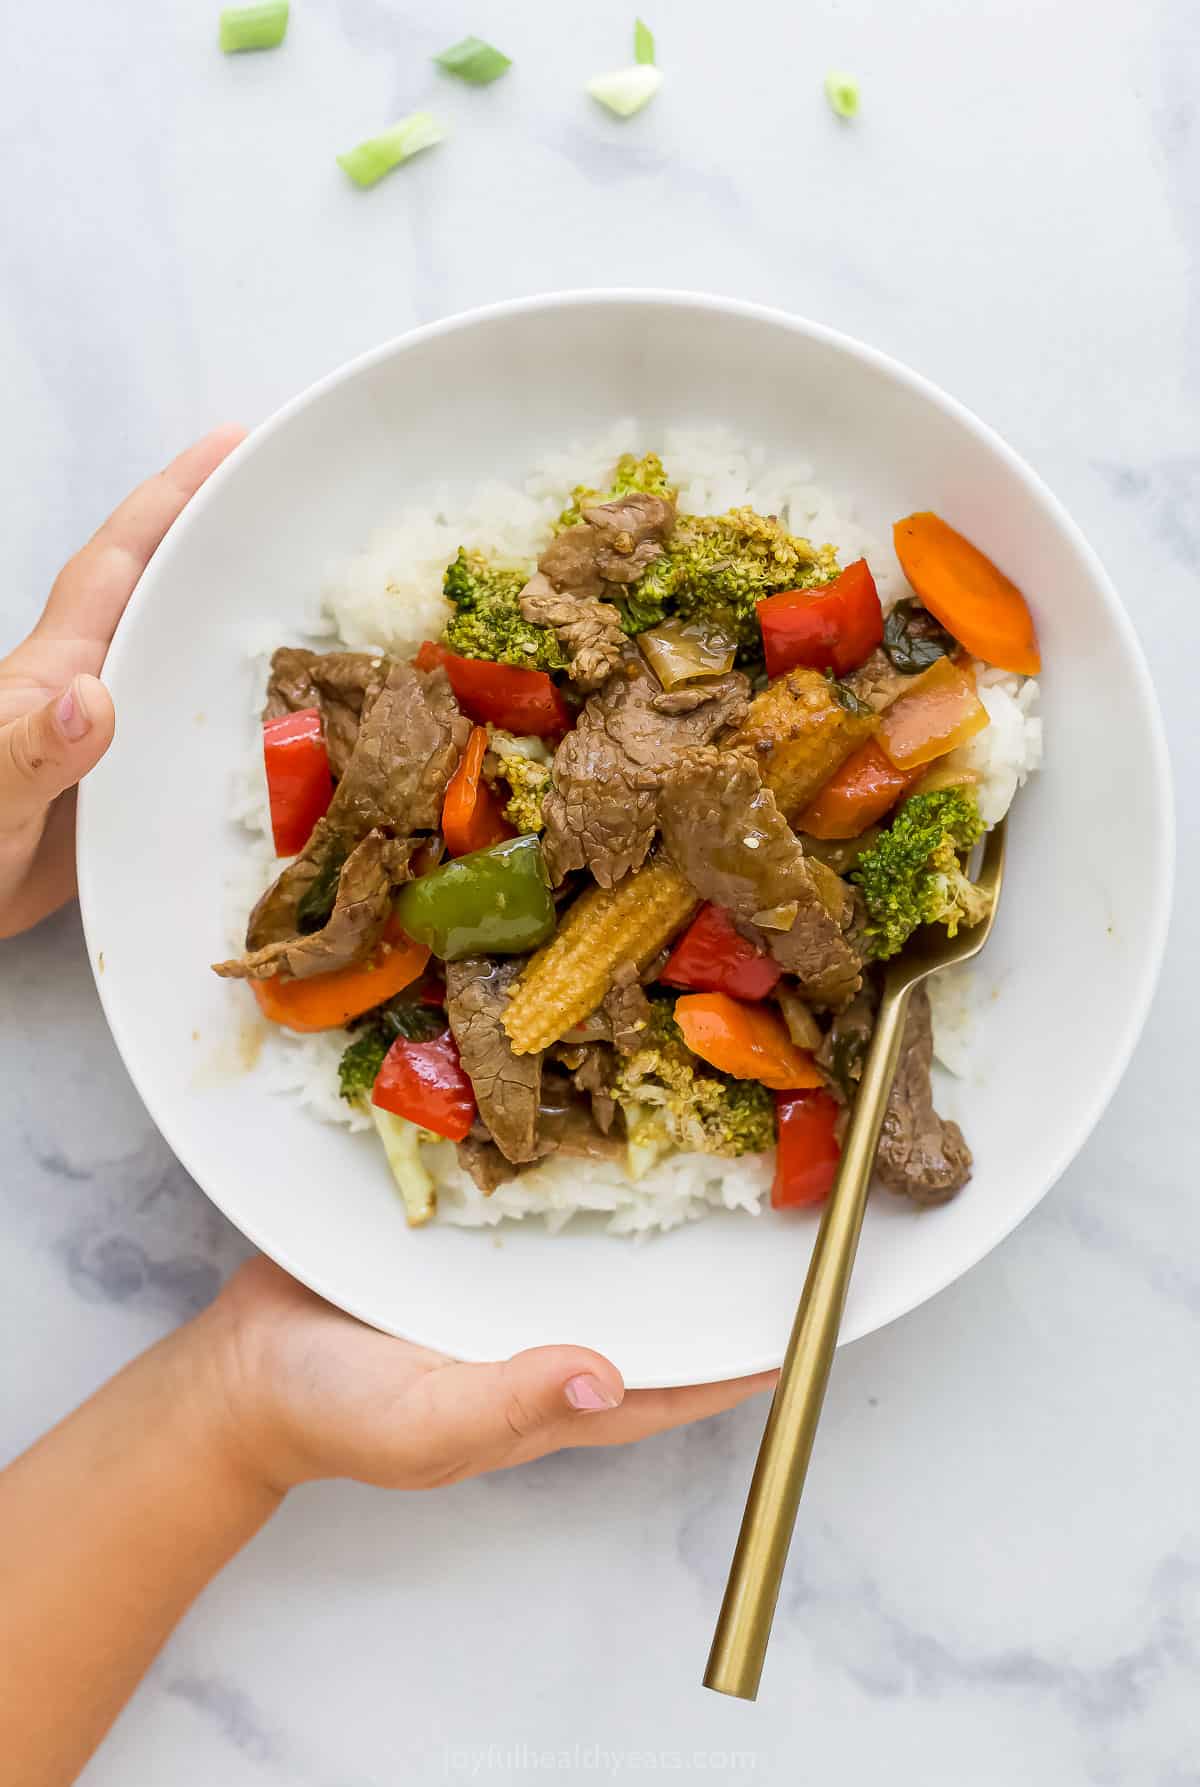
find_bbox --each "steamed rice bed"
[233,426,1042,1235]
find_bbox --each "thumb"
[0,675,115,836]
[414,1345,626,1482]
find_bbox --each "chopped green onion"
[824,72,860,118]
[219,0,289,52]
[634,18,655,64]
[433,35,511,84]
[336,113,446,188]
[586,64,662,119]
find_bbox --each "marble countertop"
[2,0,1196,1780]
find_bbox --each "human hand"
[0,425,245,940]
[203,1256,777,1494]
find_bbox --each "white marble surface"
[1,0,1196,1780]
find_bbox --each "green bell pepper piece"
[394,834,556,962]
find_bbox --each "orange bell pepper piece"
[251,924,430,1033]
[797,739,921,840]
[674,992,825,1092]
[441,725,514,857]
[893,512,1041,676]
[876,656,989,771]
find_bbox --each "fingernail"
[564,1373,621,1412]
[56,679,90,742]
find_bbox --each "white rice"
[234,426,1041,1232]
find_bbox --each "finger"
[565,1369,779,1451]
[408,1345,626,1485]
[0,674,115,842]
[36,424,246,659]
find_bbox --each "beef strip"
[214,830,415,981]
[519,572,627,691]
[521,492,677,691]
[657,745,863,1009]
[238,661,469,958]
[602,963,653,1055]
[875,986,972,1203]
[843,648,910,715]
[456,1133,522,1195]
[445,958,544,1164]
[541,656,750,888]
[264,647,390,778]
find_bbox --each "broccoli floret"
[337,997,446,1103]
[499,754,551,834]
[557,451,675,530]
[613,994,776,1158]
[852,789,989,959]
[442,548,566,671]
[628,508,840,650]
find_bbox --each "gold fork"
[704,816,1008,1701]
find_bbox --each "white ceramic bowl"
[77,293,1173,1387]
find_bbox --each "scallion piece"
[824,72,860,118]
[219,0,289,53]
[586,64,662,119]
[434,35,511,84]
[336,113,446,188]
[634,18,655,65]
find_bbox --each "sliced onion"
[638,617,737,689]
[908,761,980,798]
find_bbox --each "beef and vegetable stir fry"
[215,453,1041,1227]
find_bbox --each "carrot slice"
[442,725,514,857]
[674,992,824,1092]
[251,927,430,1033]
[797,739,920,840]
[893,512,1041,675]
[876,656,989,771]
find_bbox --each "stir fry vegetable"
[876,656,989,770]
[250,925,430,1032]
[853,789,988,959]
[637,615,737,688]
[674,993,824,1091]
[661,904,782,1001]
[732,666,878,818]
[893,513,1041,676]
[415,640,570,738]
[372,1030,476,1141]
[798,738,918,840]
[441,726,514,857]
[771,1089,841,1208]
[442,549,565,671]
[394,834,556,962]
[756,559,883,679]
[262,709,333,856]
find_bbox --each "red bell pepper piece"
[415,641,571,738]
[371,1029,477,1142]
[660,903,782,1000]
[262,708,333,856]
[442,725,515,857]
[757,559,884,680]
[771,1089,841,1208]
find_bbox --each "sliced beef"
[657,746,862,1009]
[236,662,469,960]
[456,1133,522,1195]
[602,963,653,1055]
[579,492,676,583]
[215,830,414,981]
[264,647,389,778]
[542,656,749,888]
[326,660,469,840]
[519,572,626,691]
[445,958,543,1165]
[843,647,909,715]
[876,986,972,1203]
[539,492,675,597]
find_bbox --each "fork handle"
[703,981,913,1701]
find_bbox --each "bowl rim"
[77,288,1176,1374]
